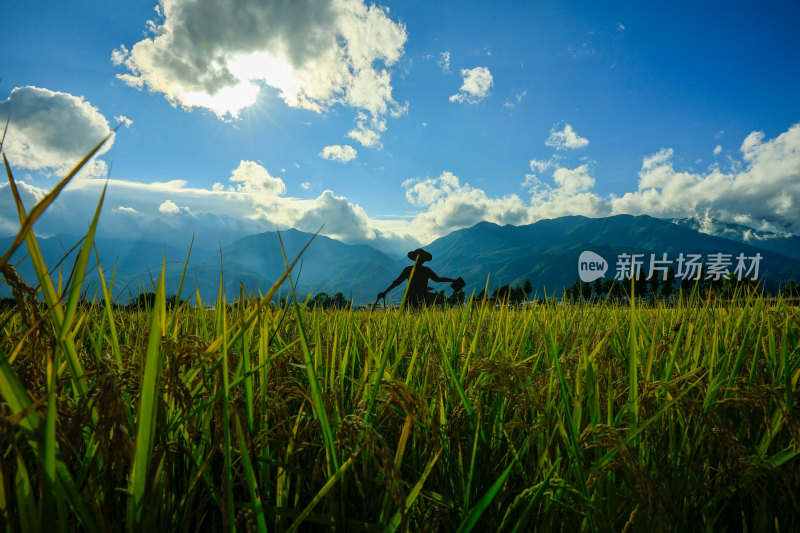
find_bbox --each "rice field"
[1,138,799,531]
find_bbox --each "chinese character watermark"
[579,251,762,282]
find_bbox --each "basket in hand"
[451,277,466,292]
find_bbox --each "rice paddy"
[1,139,799,531]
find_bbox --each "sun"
[185,82,260,118]
[230,53,304,106]
[176,52,308,119]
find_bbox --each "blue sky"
[1,0,799,253]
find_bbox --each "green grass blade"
[59,182,107,340]
[286,452,358,533]
[126,261,166,530]
[383,448,443,533]
[200,229,319,358]
[546,331,589,497]
[0,346,42,437]
[456,458,516,533]
[55,461,98,532]
[782,318,792,409]
[171,233,194,324]
[508,459,561,533]
[280,233,340,475]
[15,455,38,533]
[219,279,236,531]
[235,415,267,533]
[3,158,88,396]
[42,329,58,531]
[94,246,121,365]
[0,131,113,268]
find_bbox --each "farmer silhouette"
[377,248,464,308]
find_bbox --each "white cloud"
[404,171,459,206]
[529,188,610,222]
[0,160,381,246]
[519,124,800,234]
[741,131,763,154]
[616,22,625,31]
[0,181,48,222]
[292,190,375,241]
[347,112,385,148]
[522,160,610,222]
[610,123,800,233]
[227,160,286,196]
[553,164,595,195]
[114,115,133,128]
[110,45,128,66]
[0,180,54,235]
[545,124,589,150]
[713,145,722,156]
[449,67,493,104]
[112,0,407,122]
[503,90,527,110]
[0,86,113,177]
[113,205,139,215]
[401,171,528,242]
[319,145,357,163]
[158,199,181,214]
[437,51,451,73]
[528,158,554,174]
[301,182,312,190]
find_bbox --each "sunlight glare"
[229,52,304,108]
[182,81,259,118]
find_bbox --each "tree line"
[564,267,798,302]
[3,275,797,313]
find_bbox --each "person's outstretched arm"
[428,270,456,284]
[377,267,411,299]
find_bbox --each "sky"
[1,0,799,255]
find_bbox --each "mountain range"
[2,215,799,304]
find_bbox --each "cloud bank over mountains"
[611,125,800,235]
[2,80,798,254]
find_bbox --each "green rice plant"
[126,259,166,530]
[1,138,799,532]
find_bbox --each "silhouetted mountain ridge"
[424,215,800,296]
[2,215,799,303]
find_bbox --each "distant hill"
[0,230,404,305]
[2,215,799,303]
[425,215,800,296]
[0,233,197,298]
[168,229,405,304]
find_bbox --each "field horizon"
[4,212,800,309]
